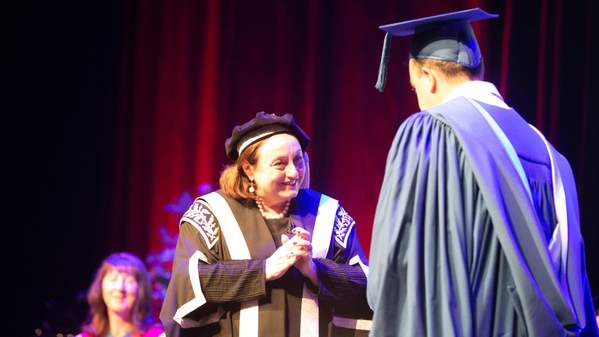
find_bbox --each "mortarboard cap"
[225,111,310,160]
[374,8,499,92]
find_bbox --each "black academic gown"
[161,188,372,337]
[368,96,598,337]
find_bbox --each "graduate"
[367,8,599,337]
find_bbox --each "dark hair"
[413,58,485,81]
[81,252,154,337]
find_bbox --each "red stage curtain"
[109,0,599,292]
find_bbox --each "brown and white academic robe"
[160,188,372,337]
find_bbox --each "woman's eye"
[294,157,304,167]
[105,275,118,282]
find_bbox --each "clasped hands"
[265,227,317,286]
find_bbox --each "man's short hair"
[412,58,485,81]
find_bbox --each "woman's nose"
[286,163,298,178]
[115,277,126,290]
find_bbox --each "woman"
[78,252,163,337]
[160,112,372,337]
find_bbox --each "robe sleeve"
[191,221,267,303]
[160,202,267,337]
[314,206,372,319]
[368,112,494,336]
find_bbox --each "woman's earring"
[249,179,256,194]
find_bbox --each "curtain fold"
[110,1,599,294]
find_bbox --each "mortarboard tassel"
[374,33,392,92]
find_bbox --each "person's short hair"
[81,252,154,337]
[219,139,264,200]
[412,57,484,81]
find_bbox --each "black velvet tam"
[225,111,310,160]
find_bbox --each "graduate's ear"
[419,65,438,94]
[408,58,436,94]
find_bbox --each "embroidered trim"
[180,198,220,250]
[334,207,354,249]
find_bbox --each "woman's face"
[101,267,139,318]
[247,133,305,205]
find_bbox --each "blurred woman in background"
[78,252,163,337]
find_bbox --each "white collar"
[443,81,509,109]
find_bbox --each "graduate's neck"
[410,59,472,110]
[421,77,472,110]
[439,78,471,101]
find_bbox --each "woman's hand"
[289,227,318,288]
[265,231,312,281]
